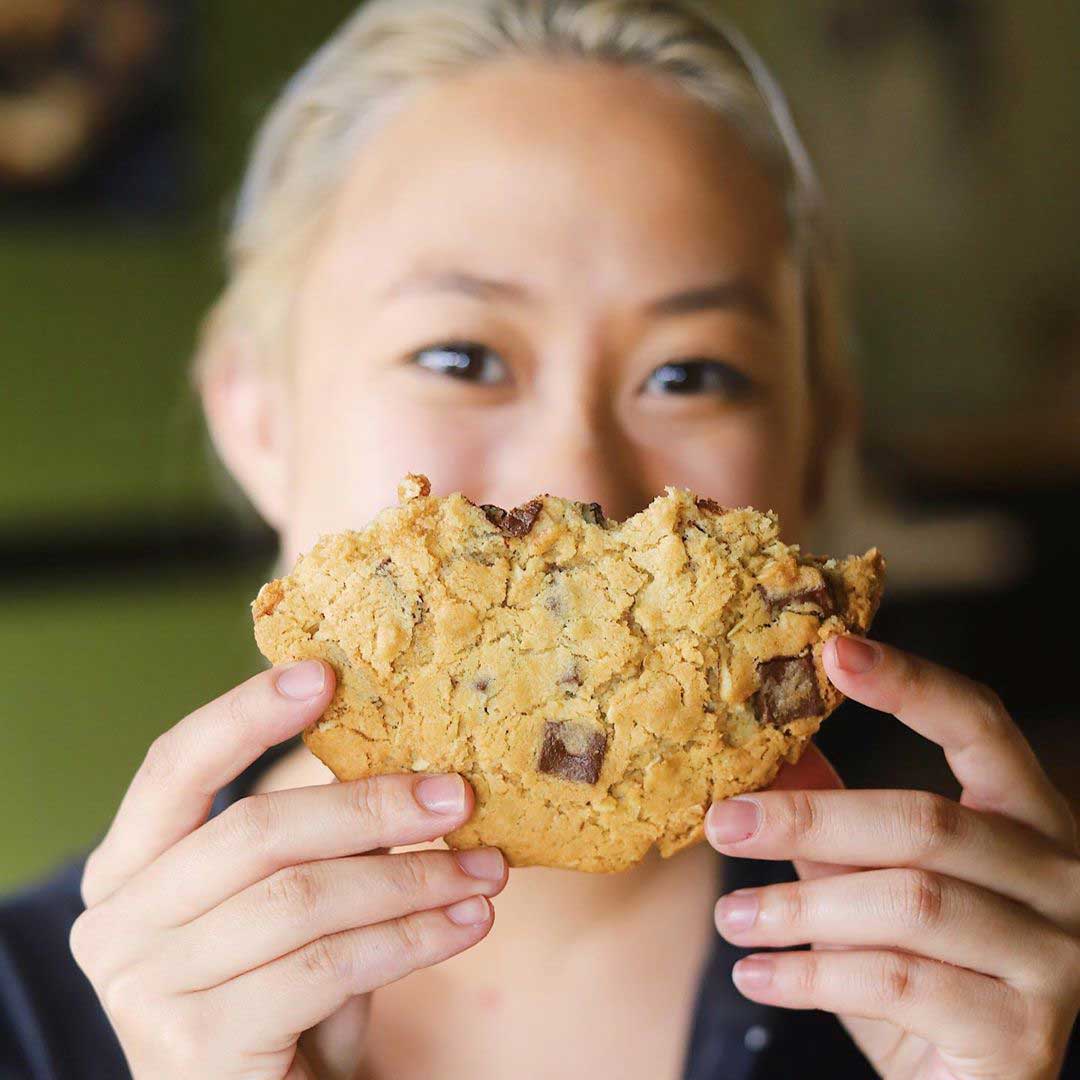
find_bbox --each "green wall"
[1,2,355,891]
[1,1,353,528]
[0,573,263,889]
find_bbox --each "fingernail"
[275,660,327,700]
[716,890,759,932]
[415,774,466,815]
[706,797,761,846]
[832,635,880,674]
[445,895,491,927]
[733,957,772,990]
[456,848,505,881]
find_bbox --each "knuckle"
[224,685,255,735]
[780,883,810,929]
[98,962,208,1067]
[387,853,432,900]
[140,733,178,789]
[157,1029,205,1075]
[903,791,964,858]
[262,863,324,922]
[392,913,431,959]
[149,1002,208,1074]
[896,651,930,703]
[972,679,1007,718]
[785,790,822,845]
[299,932,352,986]
[78,852,102,909]
[224,793,279,851]
[68,911,99,972]
[102,964,148,1021]
[892,869,946,931]
[968,680,1010,737]
[346,777,390,827]
[793,952,821,999]
[876,951,920,1008]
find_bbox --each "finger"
[203,900,494,1051]
[166,848,507,992]
[83,661,335,907]
[715,868,1070,984]
[706,788,1080,933]
[730,948,1023,1062]
[122,772,476,927]
[823,636,1076,848]
[763,743,856,881]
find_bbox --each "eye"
[643,359,754,400]
[409,342,508,385]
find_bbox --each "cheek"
[638,411,810,542]
[284,376,491,559]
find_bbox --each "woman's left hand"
[705,635,1080,1080]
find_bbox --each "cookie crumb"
[252,580,284,618]
[397,473,431,502]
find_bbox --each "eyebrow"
[383,269,775,323]
[645,279,775,324]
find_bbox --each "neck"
[444,833,722,992]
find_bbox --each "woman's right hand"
[69,659,506,1079]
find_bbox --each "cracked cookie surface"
[253,474,886,872]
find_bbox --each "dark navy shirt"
[1,739,1073,1078]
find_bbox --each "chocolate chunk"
[577,501,605,525]
[695,497,725,514]
[538,721,607,784]
[758,582,835,618]
[481,498,544,537]
[753,654,825,725]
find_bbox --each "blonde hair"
[194,0,855,508]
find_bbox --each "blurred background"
[1,0,1077,891]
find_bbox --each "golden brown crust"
[253,477,886,872]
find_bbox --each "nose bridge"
[519,357,645,521]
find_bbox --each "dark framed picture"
[0,0,191,217]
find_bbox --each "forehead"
[313,58,793,305]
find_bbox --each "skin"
[69,59,1079,1079]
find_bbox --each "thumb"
[765,742,856,881]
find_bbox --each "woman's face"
[279,59,813,562]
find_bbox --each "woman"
[2,2,1077,1077]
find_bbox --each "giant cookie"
[253,475,885,872]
